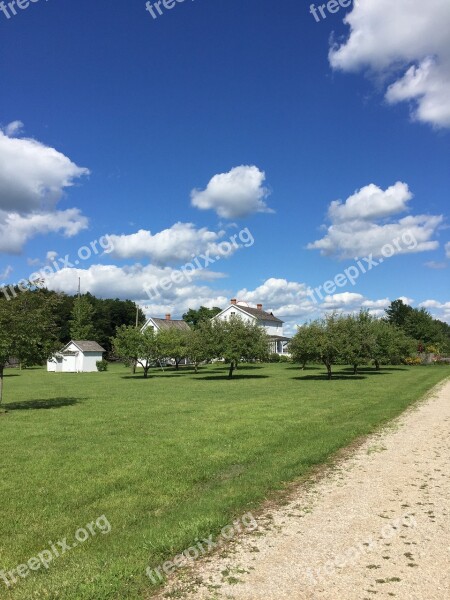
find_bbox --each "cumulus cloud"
[108,222,241,265]
[307,182,442,259]
[0,209,88,254]
[0,124,90,254]
[191,165,273,219]
[329,0,450,128]
[0,126,89,213]
[419,300,450,323]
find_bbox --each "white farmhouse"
[47,341,106,373]
[213,299,290,355]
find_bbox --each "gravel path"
[154,378,450,600]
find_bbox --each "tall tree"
[0,289,61,406]
[385,299,413,327]
[342,311,376,374]
[186,321,214,373]
[182,306,222,329]
[70,295,96,340]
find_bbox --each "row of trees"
[289,311,417,380]
[112,316,269,379]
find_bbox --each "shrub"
[96,360,108,372]
[279,355,290,363]
[403,357,422,366]
[268,353,280,363]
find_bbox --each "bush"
[96,360,108,372]
[268,353,280,363]
[279,355,290,363]
[403,357,422,366]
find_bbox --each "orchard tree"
[214,316,269,378]
[70,295,96,340]
[0,289,61,406]
[289,323,319,369]
[112,325,161,379]
[342,311,376,374]
[186,321,214,373]
[158,328,190,369]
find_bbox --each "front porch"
[268,335,291,355]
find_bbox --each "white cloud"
[0,126,89,254]
[46,251,58,263]
[329,0,450,128]
[424,261,447,270]
[419,300,450,323]
[0,127,89,213]
[108,222,239,265]
[0,209,88,255]
[446,242,450,258]
[191,165,273,219]
[0,265,13,280]
[307,182,442,259]
[4,121,24,137]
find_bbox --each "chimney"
[257,303,263,311]
[165,313,171,321]
[230,299,237,305]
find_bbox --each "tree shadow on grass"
[196,374,270,381]
[4,397,81,411]
[293,374,367,381]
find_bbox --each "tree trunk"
[194,362,198,374]
[323,361,332,380]
[0,365,4,407]
[175,359,180,370]
[375,359,380,371]
[228,361,235,379]
[143,367,149,379]
[302,360,307,370]
[353,363,358,375]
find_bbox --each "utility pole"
[77,277,81,300]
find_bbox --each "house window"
[231,312,235,316]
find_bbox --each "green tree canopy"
[112,325,161,379]
[70,295,96,340]
[182,306,222,329]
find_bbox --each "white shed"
[47,341,105,373]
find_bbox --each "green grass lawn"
[0,362,448,599]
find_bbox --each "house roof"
[268,335,291,342]
[68,341,106,353]
[147,318,191,332]
[235,305,283,324]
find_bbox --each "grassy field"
[0,362,448,600]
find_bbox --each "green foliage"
[70,295,96,340]
[268,353,280,363]
[0,289,62,404]
[157,328,190,368]
[96,359,108,372]
[212,315,269,378]
[112,325,161,378]
[186,320,214,373]
[182,306,222,329]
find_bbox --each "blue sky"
[1,0,449,330]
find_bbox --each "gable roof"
[144,318,191,332]
[236,305,283,324]
[67,341,106,353]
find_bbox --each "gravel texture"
[154,378,450,600]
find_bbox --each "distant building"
[47,341,105,373]
[141,313,191,334]
[213,299,290,355]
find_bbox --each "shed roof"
[68,341,106,352]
